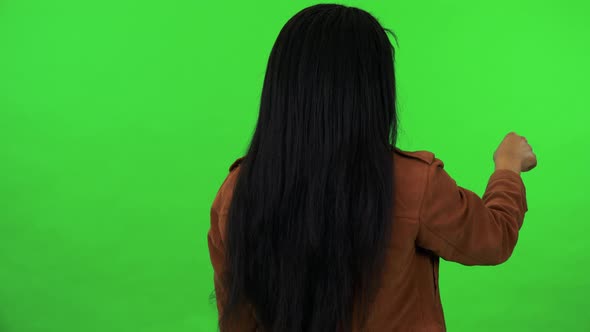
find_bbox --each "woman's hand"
[493,132,538,174]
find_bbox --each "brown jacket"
[208,147,528,331]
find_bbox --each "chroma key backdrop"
[0,0,589,331]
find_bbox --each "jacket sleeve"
[416,157,528,265]
[208,174,258,331]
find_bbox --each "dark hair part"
[221,4,398,331]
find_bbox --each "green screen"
[0,0,588,331]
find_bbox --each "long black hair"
[221,4,398,331]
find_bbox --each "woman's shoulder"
[392,146,435,165]
[229,156,246,172]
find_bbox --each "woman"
[207,4,537,332]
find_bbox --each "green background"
[0,0,588,331]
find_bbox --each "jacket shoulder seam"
[394,147,435,165]
[229,156,246,172]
